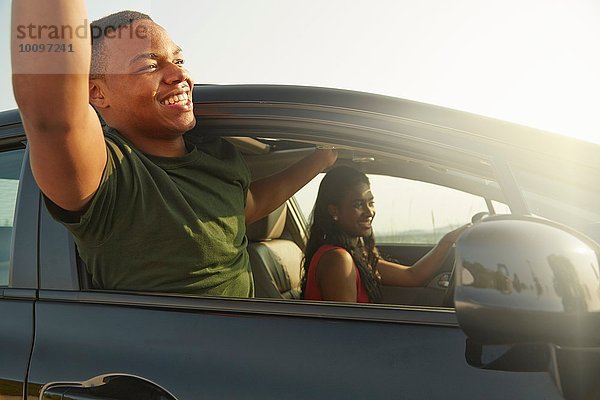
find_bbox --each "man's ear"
[89,80,109,109]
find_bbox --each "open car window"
[295,172,500,245]
[240,137,512,308]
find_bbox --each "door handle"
[40,373,178,400]
[43,385,112,399]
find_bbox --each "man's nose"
[163,62,189,85]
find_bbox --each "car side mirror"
[454,215,600,348]
[454,216,600,399]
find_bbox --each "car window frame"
[0,133,35,292]
[35,129,507,317]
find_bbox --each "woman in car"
[301,166,469,303]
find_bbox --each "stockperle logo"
[15,19,149,40]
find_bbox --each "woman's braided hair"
[301,166,381,302]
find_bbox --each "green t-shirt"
[46,128,253,297]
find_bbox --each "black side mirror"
[454,215,600,400]
[454,215,600,347]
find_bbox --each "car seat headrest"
[246,203,287,241]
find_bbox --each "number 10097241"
[19,43,74,53]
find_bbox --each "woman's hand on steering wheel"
[439,223,472,247]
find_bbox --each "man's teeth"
[161,92,189,105]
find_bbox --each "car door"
[28,163,560,397]
[30,214,562,399]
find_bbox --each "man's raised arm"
[245,149,337,224]
[12,0,106,211]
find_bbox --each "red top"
[303,244,371,303]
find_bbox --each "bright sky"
[2,0,599,144]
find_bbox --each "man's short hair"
[90,10,153,79]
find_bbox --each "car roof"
[2,84,597,162]
[0,109,20,126]
[191,84,600,167]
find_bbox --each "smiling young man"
[11,1,335,297]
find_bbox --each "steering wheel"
[441,212,489,307]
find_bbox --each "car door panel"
[0,297,34,399]
[28,295,562,399]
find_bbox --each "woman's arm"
[315,248,358,302]
[377,224,470,287]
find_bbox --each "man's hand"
[313,148,338,170]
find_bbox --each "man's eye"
[353,202,363,209]
[174,59,185,65]
[140,64,157,72]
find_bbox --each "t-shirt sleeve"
[231,140,251,206]
[230,141,251,205]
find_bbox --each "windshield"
[511,161,600,238]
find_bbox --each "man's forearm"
[12,0,91,127]
[246,149,336,224]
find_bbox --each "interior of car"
[228,135,510,308]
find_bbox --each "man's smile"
[160,92,190,105]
